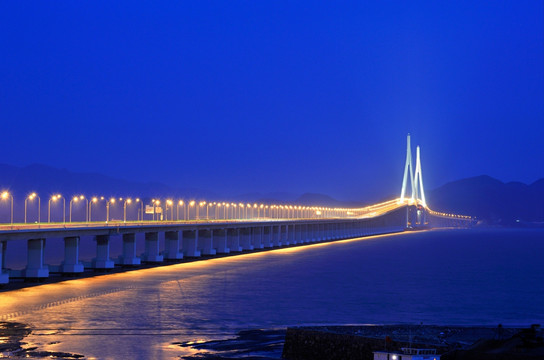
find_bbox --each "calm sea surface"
[0,228,543,359]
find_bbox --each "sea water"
[0,228,542,359]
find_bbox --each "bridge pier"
[182,230,201,257]
[272,225,281,247]
[0,241,9,284]
[240,228,253,250]
[263,226,272,248]
[120,233,141,265]
[61,236,84,273]
[213,229,230,254]
[251,227,263,249]
[25,238,49,278]
[93,235,115,269]
[143,232,163,263]
[164,231,183,260]
[198,230,216,255]
[227,228,242,252]
[281,225,289,245]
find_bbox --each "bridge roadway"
[0,201,471,285]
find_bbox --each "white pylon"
[400,134,416,203]
[414,145,426,207]
[400,134,427,206]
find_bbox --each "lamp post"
[69,196,78,222]
[48,194,65,223]
[25,193,40,223]
[188,200,195,220]
[123,198,132,222]
[166,199,173,221]
[177,200,184,221]
[106,198,116,222]
[89,197,100,222]
[1,191,13,224]
[136,198,143,221]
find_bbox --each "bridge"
[0,135,471,285]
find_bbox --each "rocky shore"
[0,321,84,359]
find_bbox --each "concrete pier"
[61,236,84,273]
[198,230,216,255]
[227,228,242,252]
[240,228,253,251]
[142,232,163,263]
[164,231,183,260]
[93,235,115,269]
[182,230,201,257]
[251,227,264,249]
[25,238,49,278]
[212,229,230,254]
[0,241,9,284]
[120,233,141,265]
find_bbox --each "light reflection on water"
[0,229,543,359]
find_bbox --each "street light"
[177,200,184,221]
[25,192,40,223]
[189,200,195,220]
[166,199,173,221]
[123,198,132,222]
[151,199,161,221]
[106,197,116,222]
[1,191,13,224]
[136,198,143,221]
[206,202,212,220]
[69,195,88,222]
[48,194,65,223]
[89,197,100,222]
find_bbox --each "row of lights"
[1,191,458,225]
[0,191,397,225]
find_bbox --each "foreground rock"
[0,321,84,359]
[282,324,544,360]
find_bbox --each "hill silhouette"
[429,175,544,225]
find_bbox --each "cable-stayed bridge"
[0,135,471,285]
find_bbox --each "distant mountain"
[295,193,365,208]
[429,175,544,225]
[0,163,217,199]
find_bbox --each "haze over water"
[1,228,543,359]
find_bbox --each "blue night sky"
[1,1,542,201]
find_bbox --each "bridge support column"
[61,236,84,273]
[240,228,253,250]
[0,241,9,284]
[251,227,263,249]
[288,224,295,244]
[227,228,242,252]
[182,230,201,257]
[142,232,163,263]
[164,231,183,260]
[272,225,281,246]
[213,229,230,254]
[198,230,216,255]
[281,225,289,245]
[25,238,49,278]
[93,235,114,269]
[263,226,272,248]
[120,233,141,265]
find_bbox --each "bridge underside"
[0,204,472,286]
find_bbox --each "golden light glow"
[1,191,9,200]
[110,198,116,203]
[92,197,98,202]
[126,199,132,204]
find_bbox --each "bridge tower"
[400,134,427,207]
[400,134,416,203]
